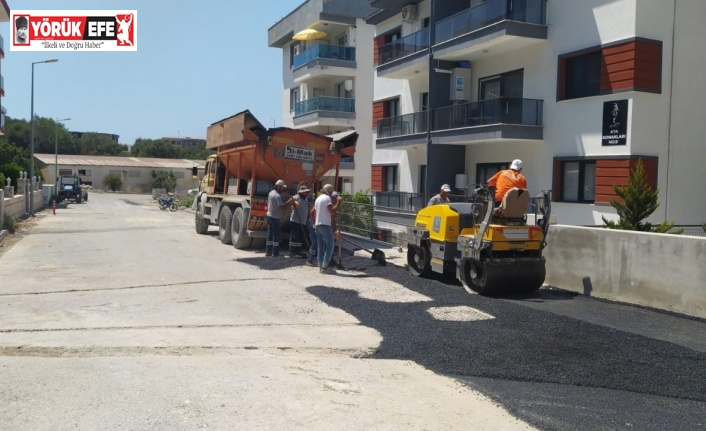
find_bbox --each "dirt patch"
[0,214,43,258]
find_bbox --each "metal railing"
[435,0,547,44]
[377,112,428,138]
[294,97,355,117]
[372,191,426,211]
[434,98,543,131]
[293,43,356,69]
[377,27,430,66]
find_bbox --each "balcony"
[292,44,357,83]
[432,98,543,144]
[0,34,4,58]
[376,112,429,149]
[433,0,547,62]
[293,96,356,128]
[377,27,429,79]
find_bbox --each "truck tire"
[231,207,251,249]
[195,201,209,234]
[219,206,233,245]
[83,192,88,202]
[76,193,82,204]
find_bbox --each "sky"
[1,0,304,146]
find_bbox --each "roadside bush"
[103,173,123,191]
[179,196,194,208]
[0,172,5,187]
[3,214,17,233]
[150,170,177,193]
[338,190,375,238]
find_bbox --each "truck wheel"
[195,201,209,234]
[219,206,233,245]
[76,194,82,204]
[84,192,88,202]
[231,207,251,249]
[407,244,431,277]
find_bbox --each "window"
[561,161,596,202]
[479,69,524,100]
[59,169,72,176]
[313,87,325,98]
[78,169,91,176]
[384,98,399,118]
[564,51,601,100]
[335,82,352,99]
[129,170,141,178]
[476,162,508,185]
[290,42,301,67]
[336,32,348,47]
[420,92,429,111]
[384,165,398,191]
[290,87,300,112]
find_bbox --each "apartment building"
[366,0,706,226]
[268,0,376,194]
[163,137,206,149]
[0,1,10,134]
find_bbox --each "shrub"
[179,196,194,208]
[602,159,683,234]
[150,170,177,193]
[0,172,5,188]
[103,173,123,191]
[3,214,17,233]
[338,190,375,238]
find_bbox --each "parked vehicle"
[193,110,357,248]
[158,195,178,212]
[56,175,88,203]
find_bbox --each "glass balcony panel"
[377,112,428,138]
[294,96,355,117]
[293,44,356,69]
[433,98,543,131]
[377,27,429,66]
[435,0,547,44]
[373,191,426,211]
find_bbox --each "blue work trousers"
[315,224,335,269]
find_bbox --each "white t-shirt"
[314,194,332,226]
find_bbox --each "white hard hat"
[510,159,523,170]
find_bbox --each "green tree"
[131,138,180,158]
[181,143,214,160]
[150,170,177,192]
[602,159,682,234]
[78,132,126,156]
[103,173,123,191]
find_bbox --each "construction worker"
[427,184,452,206]
[266,179,293,257]
[288,184,310,258]
[311,184,340,273]
[487,159,528,205]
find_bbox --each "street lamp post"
[54,117,71,184]
[29,58,58,216]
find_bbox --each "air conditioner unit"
[401,4,418,23]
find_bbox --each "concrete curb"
[0,229,8,244]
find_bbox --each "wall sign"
[602,99,628,146]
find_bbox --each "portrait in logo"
[115,13,134,46]
[15,15,29,45]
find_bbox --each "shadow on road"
[239,253,706,429]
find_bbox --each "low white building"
[35,154,205,193]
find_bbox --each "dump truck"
[57,174,88,203]
[407,184,551,296]
[193,110,357,249]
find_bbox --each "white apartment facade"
[366,0,706,226]
[0,0,10,134]
[268,0,377,194]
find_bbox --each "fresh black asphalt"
[241,254,706,431]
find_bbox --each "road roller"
[407,185,551,296]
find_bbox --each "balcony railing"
[377,112,428,138]
[293,44,356,69]
[0,34,4,53]
[378,27,430,66]
[294,96,355,117]
[435,0,547,44]
[372,191,426,211]
[434,98,543,131]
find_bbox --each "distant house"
[162,137,206,148]
[70,131,120,143]
[34,154,205,193]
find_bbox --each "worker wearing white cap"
[427,184,452,206]
[266,179,294,257]
[487,159,528,205]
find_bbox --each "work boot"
[265,244,273,257]
[272,246,280,257]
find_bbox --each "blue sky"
[1,0,303,146]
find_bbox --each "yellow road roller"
[407,185,551,295]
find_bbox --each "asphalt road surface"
[0,192,705,431]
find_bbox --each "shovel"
[340,235,387,266]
